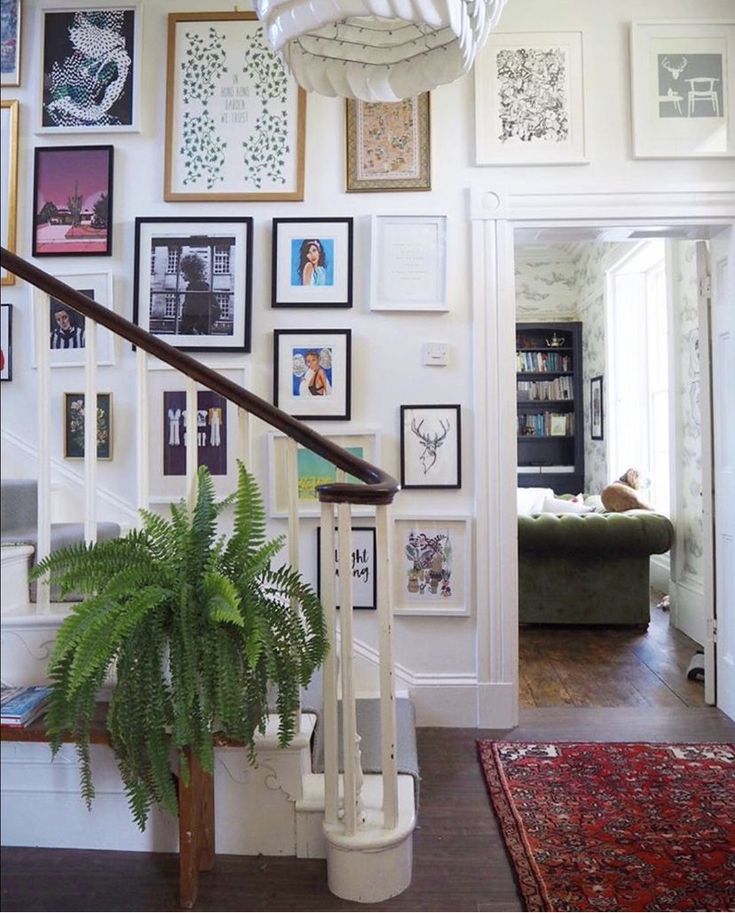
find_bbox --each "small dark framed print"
[273,329,351,420]
[400,404,461,489]
[1,303,12,380]
[590,375,604,440]
[317,526,377,610]
[272,217,353,308]
[64,392,112,459]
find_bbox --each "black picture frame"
[1,304,12,381]
[273,328,352,420]
[590,375,604,440]
[316,526,377,610]
[133,216,253,353]
[272,217,353,308]
[400,404,462,489]
[32,144,114,257]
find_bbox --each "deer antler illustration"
[661,56,688,80]
[411,418,450,474]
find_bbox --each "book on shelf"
[1,685,52,728]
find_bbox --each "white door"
[710,229,735,721]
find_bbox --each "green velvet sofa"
[518,510,674,626]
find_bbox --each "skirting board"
[671,575,705,647]
[650,555,670,595]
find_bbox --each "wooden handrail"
[1,247,398,506]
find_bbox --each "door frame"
[470,188,735,728]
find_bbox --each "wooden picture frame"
[164,11,305,201]
[32,144,114,257]
[474,31,588,165]
[39,4,140,132]
[133,217,253,353]
[590,375,604,440]
[346,94,431,192]
[267,430,380,517]
[400,404,461,489]
[1,0,21,86]
[0,98,18,284]
[63,392,112,459]
[630,19,735,158]
[392,517,471,616]
[1,303,12,381]
[317,526,377,610]
[272,217,353,308]
[273,329,351,421]
[369,214,448,311]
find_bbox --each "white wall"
[2,0,732,721]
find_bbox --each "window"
[213,245,230,275]
[164,293,178,319]
[607,240,670,515]
[216,293,231,320]
[167,247,180,275]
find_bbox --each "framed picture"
[274,329,351,420]
[267,430,380,517]
[369,214,447,311]
[316,526,377,610]
[346,94,431,192]
[133,217,253,352]
[474,31,588,165]
[164,11,305,201]
[272,218,353,308]
[1,0,21,86]
[32,145,113,257]
[0,98,18,284]
[31,273,115,367]
[392,517,471,616]
[63,392,112,460]
[146,362,247,503]
[400,404,461,489]
[590,375,604,440]
[1,303,12,381]
[39,5,140,132]
[630,20,735,158]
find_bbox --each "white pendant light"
[255,0,509,102]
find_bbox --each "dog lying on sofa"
[601,468,653,512]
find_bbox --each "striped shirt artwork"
[50,327,85,349]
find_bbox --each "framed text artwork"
[39,4,141,132]
[133,217,253,352]
[63,392,112,460]
[400,404,461,489]
[273,329,351,421]
[165,11,306,201]
[369,214,447,311]
[346,94,431,192]
[317,526,377,611]
[32,145,114,257]
[272,218,353,308]
[1,0,21,86]
[630,20,735,158]
[1,303,12,381]
[0,98,18,284]
[474,31,588,165]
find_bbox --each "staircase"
[0,246,416,903]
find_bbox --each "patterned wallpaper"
[515,254,578,320]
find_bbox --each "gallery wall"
[1,0,731,713]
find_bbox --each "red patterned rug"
[477,741,735,912]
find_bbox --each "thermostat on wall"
[422,342,449,366]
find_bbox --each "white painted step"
[0,545,34,616]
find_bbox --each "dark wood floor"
[3,706,734,912]
[520,601,705,708]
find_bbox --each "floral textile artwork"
[65,393,111,459]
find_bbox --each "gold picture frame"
[164,11,306,201]
[1,99,19,286]
[346,93,431,192]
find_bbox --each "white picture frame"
[369,214,448,312]
[630,19,735,159]
[0,98,18,285]
[392,517,471,616]
[267,429,380,518]
[38,3,141,133]
[474,31,588,165]
[32,272,115,367]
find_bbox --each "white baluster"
[185,377,198,511]
[320,501,339,826]
[136,348,149,516]
[237,407,250,470]
[286,437,299,573]
[376,503,398,829]
[83,317,97,546]
[33,290,51,614]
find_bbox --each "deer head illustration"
[661,56,688,80]
[411,418,450,474]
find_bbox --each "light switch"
[422,342,449,366]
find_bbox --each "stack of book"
[1,685,52,728]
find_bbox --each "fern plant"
[30,462,328,829]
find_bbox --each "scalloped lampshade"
[254,0,509,102]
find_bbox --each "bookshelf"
[516,321,584,494]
